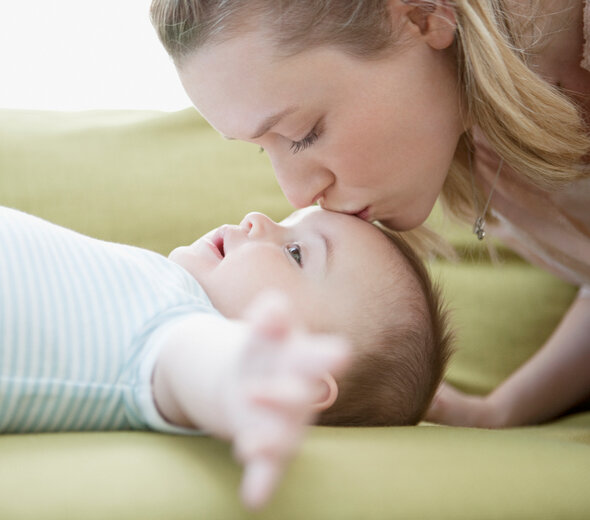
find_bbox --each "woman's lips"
[355,207,371,221]
[323,204,371,220]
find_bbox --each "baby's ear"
[311,373,339,412]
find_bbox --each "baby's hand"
[227,290,350,510]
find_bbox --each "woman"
[150,0,590,428]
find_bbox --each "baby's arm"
[151,291,349,509]
[426,289,590,427]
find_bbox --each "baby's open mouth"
[212,229,225,258]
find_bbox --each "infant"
[0,205,451,508]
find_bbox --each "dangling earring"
[469,151,503,240]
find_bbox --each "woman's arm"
[426,289,590,428]
[151,291,349,508]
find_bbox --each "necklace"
[469,152,504,240]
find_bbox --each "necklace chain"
[469,152,504,240]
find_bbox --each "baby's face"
[169,207,404,333]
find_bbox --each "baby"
[0,205,451,508]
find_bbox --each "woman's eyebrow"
[248,105,300,139]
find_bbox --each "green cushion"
[2,415,589,519]
[430,259,577,394]
[0,108,291,254]
[0,108,586,519]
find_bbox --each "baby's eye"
[287,244,303,266]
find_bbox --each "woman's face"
[178,9,465,230]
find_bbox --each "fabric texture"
[0,108,587,520]
[1,417,589,520]
[0,206,219,434]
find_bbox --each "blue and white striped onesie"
[0,207,221,433]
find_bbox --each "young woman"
[150,0,590,428]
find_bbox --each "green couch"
[1,108,589,520]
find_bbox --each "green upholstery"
[0,109,289,252]
[1,108,587,519]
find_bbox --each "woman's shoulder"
[503,0,583,31]
[505,0,586,76]
[503,0,590,118]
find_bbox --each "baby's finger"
[285,335,352,376]
[247,377,318,416]
[240,457,283,510]
[243,289,298,341]
[233,412,306,468]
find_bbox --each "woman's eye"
[287,244,303,266]
[290,129,319,154]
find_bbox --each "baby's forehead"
[284,206,414,279]
[283,206,371,232]
[337,225,421,311]
[280,206,320,225]
[333,238,423,338]
[287,211,422,338]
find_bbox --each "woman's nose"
[240,212,280,237]
[271,153,335,209]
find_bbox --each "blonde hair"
[151,0,590,228]
[317,225,453,426]
[443,0,590,223]
[150,0,399,64]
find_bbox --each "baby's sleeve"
[125,314,207,435]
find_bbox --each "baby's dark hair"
[318,226,453,426]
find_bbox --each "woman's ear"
[395,0,457,50]
[310,372,339,412]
